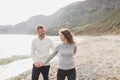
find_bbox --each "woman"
[41,28,77,80]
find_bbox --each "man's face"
[37,28,45,38]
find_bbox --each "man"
[31,24,54,80]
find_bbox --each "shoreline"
[0,55,30,65]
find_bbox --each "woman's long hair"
[59,28,75,44]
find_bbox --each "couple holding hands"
[31,24,77,80]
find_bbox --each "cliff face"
[73,7,120,35]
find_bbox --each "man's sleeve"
[50,39,55,51]
[31,41,37,63]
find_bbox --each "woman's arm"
[74,44,77,54]
[43,50,58,65]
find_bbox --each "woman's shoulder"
[55,43,63,48]
[56,43,62,47]
[71,43,77,47]
[44,36,53,41]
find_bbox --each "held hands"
[34,61,43,68]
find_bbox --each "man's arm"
[50,39,55,51]
[31,41,41,67]
[31,41,36,62]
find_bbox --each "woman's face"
[59,33,66,42]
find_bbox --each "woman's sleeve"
[74,44,77,54]
[43,45,59,65]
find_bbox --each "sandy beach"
[8,36,120,80]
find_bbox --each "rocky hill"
[0,0,120,35]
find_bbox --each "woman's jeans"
[57,68,76,80]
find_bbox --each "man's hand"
[34,61,42,68]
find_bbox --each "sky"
[0,0,84,25]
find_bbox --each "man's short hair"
[36,24,45,31]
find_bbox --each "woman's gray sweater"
[43,43,77,70]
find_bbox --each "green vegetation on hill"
[73,7,120,36]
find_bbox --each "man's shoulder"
[32,37,38,41]
[45,36,52,41]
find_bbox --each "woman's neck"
[63,40,67,44]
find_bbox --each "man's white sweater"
[31,36,54,66]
